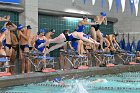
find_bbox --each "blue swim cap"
[54,77,61,83]
[17,24,24,30]
[100,12,107,16]
[39,28,45,33]
[1,27,8,33]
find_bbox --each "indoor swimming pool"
[1,72,140,93]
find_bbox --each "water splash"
[72,80,88,93]
[63,80,88,93]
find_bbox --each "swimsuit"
[76,25,86,32]
[35,39,46,52]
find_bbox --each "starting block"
[0,72,12,77]
[106,63,115,67]
[42,68,56,72]
[78,66,89,70]
[103,54,115,65]
[125,54,136,62]
[36,56,55,68]
[24,51,56,72]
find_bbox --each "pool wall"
[0,64,140,88]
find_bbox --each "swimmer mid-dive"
[38,30,100,55]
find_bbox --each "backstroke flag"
[101,0,105,8]
[116,0,120,13]
[130,0,134,15]
[134,0,139,16]
[120,33,126,50]
[92,0,96,6]
[131,37,136,53]
[126,33,131,51]
[121,0,126,12]
[136,40,140,51]
[72,0,75,3]
[108,0,113,11]
[83,0,87,4]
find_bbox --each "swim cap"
[17,24,24,30]
[54,77,61,83]
[1,27,8,33]
[39,28,45,33]
[100,12,107,16]
[27,25,32,29]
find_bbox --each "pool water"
[1,72,140,93]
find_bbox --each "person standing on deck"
[18,24,31,73]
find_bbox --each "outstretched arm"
[38,36,50,48]
[38,41,48,48]
[79,21,98,26]
[0,16,10,21]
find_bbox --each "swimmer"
[53,77,65,85]
[92,79,107,84]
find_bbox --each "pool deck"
[0,64,140,88]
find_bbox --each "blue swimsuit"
[65,34,80,41]
[71,41,78,50]
[35,39,45,52]
[83,34,90,39]
[91,24,100,31]
[2,39,6,47]
[71,34,90,51]
[76,25,86,32]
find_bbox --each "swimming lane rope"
[32,83,140,90]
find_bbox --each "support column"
[19,0,38,34]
